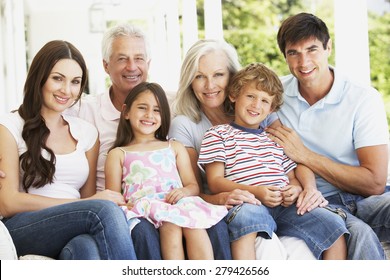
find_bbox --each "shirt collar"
[230,121,264,134]
[101,88,121,121]
[282,66,343,105]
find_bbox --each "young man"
[267,12,390,259]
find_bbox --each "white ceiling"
[23,0,160,14]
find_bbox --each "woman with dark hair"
[0,40,136,260]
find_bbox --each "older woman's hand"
[222,189,261,209]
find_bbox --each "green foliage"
[224,29,288,74]
[368,11,390,96]
[222,0,339,74]
[367,10,390,130]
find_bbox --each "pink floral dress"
[119,142,227,230]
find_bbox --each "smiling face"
[41,59,82,115]
[103,36,150,96]
[285,36,331,89]
[191,50,230,112]
[124,90,161,138]
[230,82,274,129]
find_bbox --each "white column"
[204,0,223,40]
[0,0,26,114]
[334,0,371,85]
[0,0,5,114]
[181,0,198,55]
[152,0,181,92]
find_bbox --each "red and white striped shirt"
[198,123,296,187]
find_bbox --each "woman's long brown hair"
[18,40,88,192]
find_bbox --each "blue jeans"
[207,219,232,260]
[59,234,100,260]
[327,191,390,259]
[132,218,161,260]
[226,203,349,259]
[132,218,231,260]
[3,200,136,260]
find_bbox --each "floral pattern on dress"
[118,143,227,231]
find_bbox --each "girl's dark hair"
[18,40,88,192]
[277,12,330,57]
[110,82,171,150]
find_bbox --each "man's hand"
[296,188,328,215]
[266,126,309,163]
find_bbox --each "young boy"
[198,62,348,260]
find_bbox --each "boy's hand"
[258,186,283,208]
[281,184,302,207]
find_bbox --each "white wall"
[334,0,371,86]
[0,0,26,114]
[23,0,184,97]
[24,0,106,96]
[0,0,226,114]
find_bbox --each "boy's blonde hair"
[228,62,284,111]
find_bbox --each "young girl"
[105,82,227,260]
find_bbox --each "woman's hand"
[221,189,261,209]
[88,189,126,205]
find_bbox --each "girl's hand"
[166,188,191,204]
[281,184,302,207]
[126,201,134,210]
[222,189,261,209]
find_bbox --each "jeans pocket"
[225,204,243,224]
[323,206,347,221]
